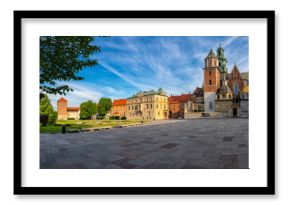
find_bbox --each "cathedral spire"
[217,44,228,74]
[206,48,217,58]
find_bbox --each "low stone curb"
[116,122,142,128]
[66,122,151,133]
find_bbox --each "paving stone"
[218,154,238,169]
[160,143,179,149]
[113,158,137,169]
[40,118,248,169]
[223,136,235,142]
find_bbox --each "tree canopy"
[98,98,112,116]
[40,94,54,115]
[40,94,57,125]
[40,36,101,95]
[80,100,97,119]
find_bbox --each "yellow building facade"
[126,88,169,120]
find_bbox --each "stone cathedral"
[202,45,249,117]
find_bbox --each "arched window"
[209,80,212,85]
[209,70,211,75]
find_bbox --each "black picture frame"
[14,10,275,195]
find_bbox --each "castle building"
[184,45,248,118]
[168,93,191,118]
[126,88,168,120]
[110,99,127,117]
[168,97,180,118]
[183,87,205,119]
[57,97,80,120]
[202,45,249,117]
[192,87,204,112]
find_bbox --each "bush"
[40,114,49,126]
[48,111,57,125]
[109,116,120,120]
[67,117,75,120]
[121,116,126,120]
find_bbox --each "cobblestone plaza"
[40,118,248,169]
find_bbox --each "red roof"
[169,94,191,103]
[67,107,79,111]
[58,97,67,102]
[113,99,127,106]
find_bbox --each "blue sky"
[47,36,248,108]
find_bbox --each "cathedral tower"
[203,49,220,112]
[217,44,228,82]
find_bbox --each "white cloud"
[44,36,248,111]
[99,61,156,91]
[47,82,103,109]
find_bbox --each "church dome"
[218,84,232,94]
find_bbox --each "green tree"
[40,94,54,115]
[96,103,99,113]
[40,36,101,95]
[48,111,57,125]
[80,100,97,119]
[98,98,112,116]
[40,94,56,125]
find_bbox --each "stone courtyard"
[40,118,248,169]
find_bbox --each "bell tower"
[217,44,228,81]
[203,48,220,112]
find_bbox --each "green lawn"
[40,119,149,134]
[40,125,63,134]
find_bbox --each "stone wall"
[215,100,232,116]
[204,92,216,112]
[240,99,249,118]
[67,111,80,120]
